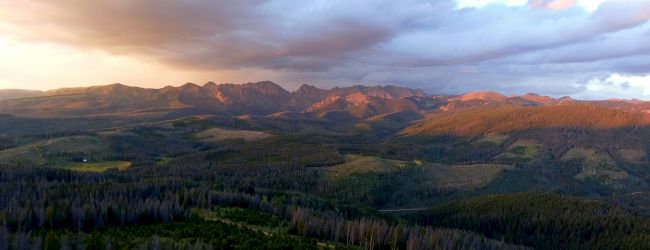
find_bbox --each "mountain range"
[0,82,427,117]
[1,81,649,119]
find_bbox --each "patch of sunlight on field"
[562,148,628,180]
[61,161,132,172]
[327,154,414,177]
[427,163,514,189]
[327,154,513,189]
[495,139,542,162]
[195,128,271,143]
[476,133,509,145]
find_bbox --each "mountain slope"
[0,83,188,117]
[306,93,425,118]
[0,82,430,117]
[4,82,650,126]
[402,104,650,137]
[0,89,44,101]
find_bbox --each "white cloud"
[455,0,527,9]
[577,0,608,12]
[456,0,608,11]
[575,74,650,99]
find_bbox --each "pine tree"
[45,232,61,250]
[151,235,160,250]
[0,227,8,250]
[30,236,42,250]
[60,235,72,250]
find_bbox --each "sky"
[0,0,649,99]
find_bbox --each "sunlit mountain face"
[2,1,650,249]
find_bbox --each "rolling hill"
[0,89,44,101]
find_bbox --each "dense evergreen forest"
[409,193,650,249]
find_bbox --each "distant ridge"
[0,89,44,102]
[1,82,649,118]
[454,91,507,102]
[0,82,428,117]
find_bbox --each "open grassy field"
[495,139,541,162]
[562,148,628,180]
[0,136,107,166]
[426,163,514,189]
[0,143,48,166]
[60,161,132,172]
[326,154,513,190]
[326,154,414,177]
[195,128,272,143]
[476,133,509,145]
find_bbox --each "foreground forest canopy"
[2,82,650,249]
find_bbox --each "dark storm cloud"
[2,0,650,96]
[4,0,401,71]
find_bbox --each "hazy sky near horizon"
[1,0,649,99]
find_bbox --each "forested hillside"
[409,193,650,249]
[401,104,650,137]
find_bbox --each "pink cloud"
[529,0,576,10]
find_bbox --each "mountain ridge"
[0,82,429,117]
[1,82,650,118]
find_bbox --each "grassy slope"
[495,139,541,162]
[427,163,514,189]
[0,136,108,166]
[562,147,628,180]
[327,155,512,189]
[327,155,412,177]
[61,161,132,172]
[194,127,272,142]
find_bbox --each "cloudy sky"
[0,0,649,99]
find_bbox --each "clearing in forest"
[61,161,132,172]
[326,154,413,177]
[195,128,272,142]
[427,163,514,189]
[327,154,513,189]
